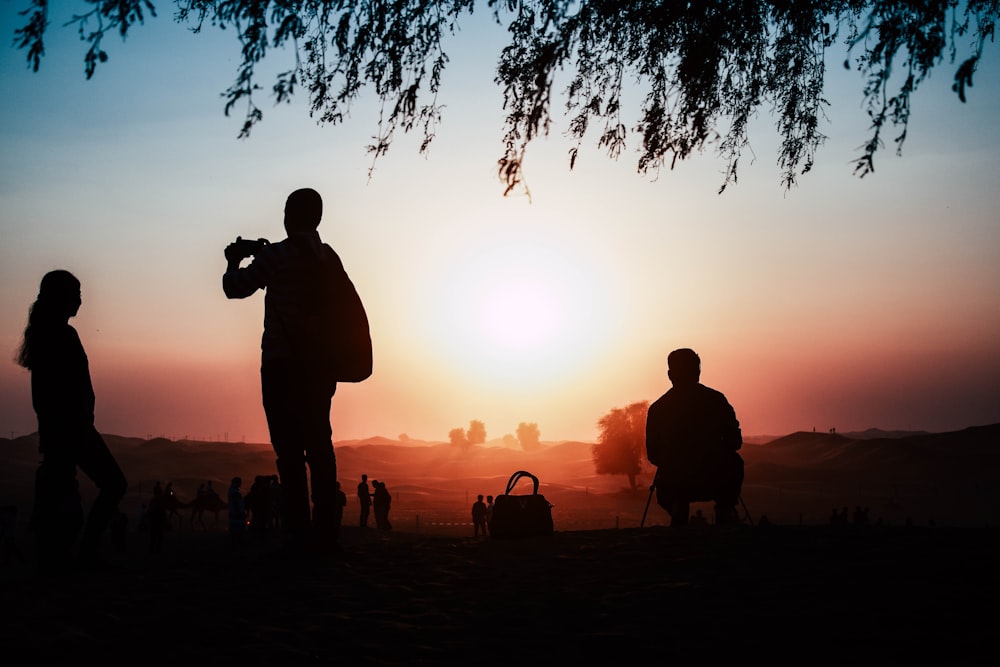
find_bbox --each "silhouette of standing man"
[223,188,357,557]
[16,270,128,572]
[472,494,488,537]
[357,474,372,528]
[372,480,392,530]
[645,348,743,526]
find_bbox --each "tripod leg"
[739,495,754,526]
[641,485,655,528]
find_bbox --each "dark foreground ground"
[2,524,997,665]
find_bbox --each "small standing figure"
[472,494,488,537]
[372,480,392,530]
[335,482,347,532]
[357,474,372,528]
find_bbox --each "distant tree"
[449,427,469,449]
[592,401,649,492]
[12,1,996,195]
[516,422,541,451]
[502,433,518,448]
[398,433,410,443]
[467,420,487,446]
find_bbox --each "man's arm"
[721,396,742,451]
[222,244,268,299]
[645,402,664,467]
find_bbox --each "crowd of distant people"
[111,472,517,550]
[471,494,494,537]
[111,472,403,555]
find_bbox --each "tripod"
[641,482,754,527]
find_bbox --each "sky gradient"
[2,6,999,444]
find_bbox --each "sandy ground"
[2,521,997,665]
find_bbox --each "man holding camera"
[645,348,744,527]
[223,188,349,558]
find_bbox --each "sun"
[476,273,564,351]
[421,210,615,390]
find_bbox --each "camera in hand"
[226,236,270,261]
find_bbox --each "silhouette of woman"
[16,270,128,572]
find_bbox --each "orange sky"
[2,8,999,444]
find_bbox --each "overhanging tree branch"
[11,0,997,195]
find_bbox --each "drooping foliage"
[592,400,648,492]
[12,1,997,194]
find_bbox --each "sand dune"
[2,423,998,531]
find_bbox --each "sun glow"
[420,205,617,390]
[476,273,564,350]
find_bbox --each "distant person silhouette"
[16,270,128,573]
[472,494,488,537]
[224,187,366,558]
[162,481,181,527]
[357,474,372,528]
[372,480,392,530]
[645,348,743,527]
[335,482,347,530]
[486,495,495,534]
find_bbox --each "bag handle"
[504,470,540,495]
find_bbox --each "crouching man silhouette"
[645,348,744,526]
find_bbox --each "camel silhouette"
[159,490,227,530]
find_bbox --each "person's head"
[362,474,367,482]
[667,348,701,386]
[283,188,323,234]
[478,494,484,501]
[38,270,82,317]
[16,270,83,368]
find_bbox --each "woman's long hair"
[15,270,81,370]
